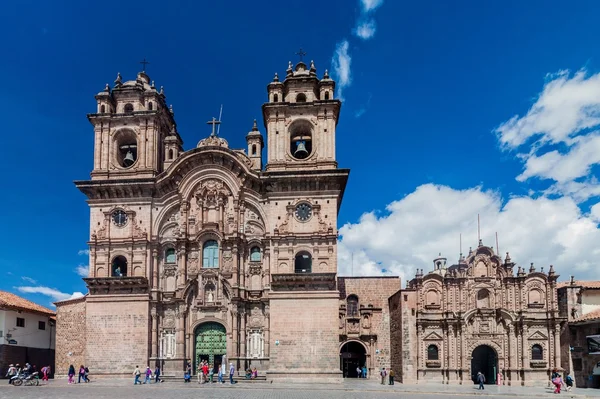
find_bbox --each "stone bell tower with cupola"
[88,69,177,180]
[262,59,340,171]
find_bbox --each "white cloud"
[360,0,384,13]
[338,184,600,284]
[75,264,89,277]
[15,286,84,302]
[355,20,376,40]
[332,40,352,101]
[78,249,90,256]
[495,69,600,201]
[21,276,37,284]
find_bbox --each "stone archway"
[340,341,367,378]
[194,322,226,375]
[471,345,497,384]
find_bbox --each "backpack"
[566,375,573,383]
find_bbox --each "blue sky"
[2,0,600,306]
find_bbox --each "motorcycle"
[12,371,39,386]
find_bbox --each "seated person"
[245,368,252,379]
[251,367,258,379]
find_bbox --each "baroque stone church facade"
[54,58,565,385]
[389,244,565,385]
[56,59,349,381]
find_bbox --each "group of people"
[244,367,258,379]
[133,365,162,384]
[550,368,574,394]
[67,365,90,384]
[183,361,238,384]
[5,363,50,384]
[354,365,368,378]
[379,368,395,385]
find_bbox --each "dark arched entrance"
[471,345,497,384]
[340,341,367,378]
[194,322,226,375]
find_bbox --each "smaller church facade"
[390,243,564,386]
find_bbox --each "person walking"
[565,372,574,391]
[84,366,90,382]
[389,368,395,385]
[217,364,223,383]
[143,366,152,384]
[229,362,236,384]
[362,365,367,378]
[133,365,142,385]
[380,368,387,385]
[553,373,565,394]
[154,366,161,383]
[78,365,85,383]
[6,364,17,384]
[477,371,486,390]
[68,364,75,384]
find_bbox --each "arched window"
[112,256,127,277]
[531,344,543,360]
[294,251,311,273]
[296,93,307,103]
[252,144,257,155]
[203,240,219,268]
[168,149,174,160]
[427,345,439,360]
[204,282,216,303]
[347,295,359,317]
[476,289,490,308]
[148,102,153,110]
[528,289,543,305]
[165,248,176,263]
[324,91,330,100]
[426,290,440,306]
[100,104,106,113]
[273,94,279,102]
[250,247,261,262]
[124,103,134,113]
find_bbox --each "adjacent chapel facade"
[390,244,565,386]
[55,60,350,381]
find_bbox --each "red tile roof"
[557,280,600,289]
[0,291,55,316]
[573,308,600,324]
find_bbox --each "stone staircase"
[161,374,267,383]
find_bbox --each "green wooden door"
[195,322,227,370]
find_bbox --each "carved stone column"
[240,305,247,361]
[151,309,158,358]
[521,324,528,371]
[231,309,239,360]
[264,305,270,357]
[152,248,159,289]
[263,248,270,288]
[218,197,225,232]
[554,323,561,368]
[176,305,185,358]
[508,324,515,369]
[177,241,187,289]
[417,324,423,369]
[197,198,204,231]
[89,246,97,278]
[232,247,239,287]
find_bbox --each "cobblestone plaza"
[0,379,598,399]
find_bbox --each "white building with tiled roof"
[0,291,56,375]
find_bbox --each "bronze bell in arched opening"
[294,140,309,158]
[123,150,135,167]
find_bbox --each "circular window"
[112,209,128,227]
[295,203,312,222]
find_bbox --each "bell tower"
[261,59,340,171]
[89,69,176,180]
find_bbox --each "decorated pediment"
[423,331,443,341]
[528,331,548,340]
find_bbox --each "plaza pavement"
[0,378,598,399]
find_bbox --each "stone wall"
[268,292,341,381]
[389,289,417,383]
[85,295,149,374]
[338,276,401,373]
[55,296,86,375]
[563,321,600,388]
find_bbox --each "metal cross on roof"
[140,58,150,72]
[207,117,221,137]
[296,48,307,62]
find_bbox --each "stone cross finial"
[140,58,150,72]
[296,48,307,62]
[207,117,221,137]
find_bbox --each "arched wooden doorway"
[471,345,497,384]
[340,341,367,378]
[194,322,226,375]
